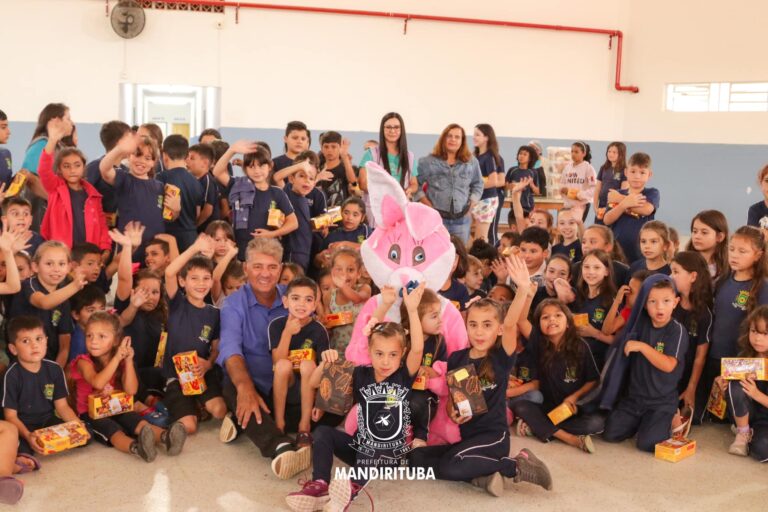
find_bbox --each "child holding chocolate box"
[2,316,87,457]
[322,248,371,357]
[410,255,553,497]
[268,277,330,444]
[558,141,596,221]
[511,295,603,454]
[162,235,227,435]
[571,250,617,371]
[602,275,689,452]
[70,312,186,462]
[314,197,370,269]
[716,306,768,460]
[285,283,426,511]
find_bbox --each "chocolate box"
[162,184,181,221]
[447,365,488,418]
[655,438,696,463]
[267,208,285,228]
[412,367,428,391]
[5,173,26,197]
[706,381,727,420]
[154,330,168,368]
[324,311,354,328]
[310,207,343,230]
[315,360,354,415]
[547,402,575,425]
[288,348,316,371]
[721,358,768,380]
[88,391,134,419]
[172,351,208,396]
[33,421,89,455]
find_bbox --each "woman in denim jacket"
[416,124,484,244]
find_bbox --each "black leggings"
[409,390,438,442]
[512,400,604,441]
[409,430,517,482]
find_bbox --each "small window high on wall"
[666,82,768,112]
[119,84,221,139]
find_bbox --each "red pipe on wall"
[153,0,639,93]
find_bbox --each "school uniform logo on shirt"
[51,310,62,327]
[733,291,750,311]
[519,367,530,380]
[199,325,212,343]
[157,195,163,209]
[422,352,434,367]
[269,200,277,209]
[353,382,412,459]
[301,339,313,350]
[357,235,366,244]
[564,367,578,383]
[593,308,605,323]
[655,342,665,353]
[44,384,54,400]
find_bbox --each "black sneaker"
[164,421,187,456]
[135,425,157,463]
[510,448,552,490]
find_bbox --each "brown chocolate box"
[446,364,488,418]
[315,360,355,416]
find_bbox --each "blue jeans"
[442,215,471,245]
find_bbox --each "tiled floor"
[16,421,766,511]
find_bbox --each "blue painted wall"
[3,121,766,234]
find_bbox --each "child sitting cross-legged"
[269,277,330,445]
[69,311,187,462]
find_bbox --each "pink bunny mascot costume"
[343,161,468,445]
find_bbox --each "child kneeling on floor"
[70,311,187,462]
[285,283,426,512]
[602,274,689,452]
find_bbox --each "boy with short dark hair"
[67,284,107,363]
[603,276,688,452]
[86,120,132,228]
[1,197,44,256]
[144,235,178,275]
[316,131,357,208]
[469,239,499,293]
[2,316,85,456]
[518,227,550,286]
[186,143,220,232]
[273,121,311,173]
[71,242,111,293]
[269,277,329,442]
[157,135,204,252]
[162,235,226,435]
[603,152,659,264]
[281,152,320,272]
[0,109,13,190]
[198,128,222,145]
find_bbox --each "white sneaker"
[219,413,238,443]
[728,430,752,456]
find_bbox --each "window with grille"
[665,82,768,112]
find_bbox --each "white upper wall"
[2,0,765,144]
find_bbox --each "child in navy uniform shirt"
[71,243,111,294]
[0,110,12,190]
[551,208,583,263]
[185,143,220,233]
[629,220,672,276]
[603,152,659,264]
[213,142,298,261]
[747,164,768,233]
[272,121,311,173]
[603,275,689,452]
[1,197,44,257]
[162,235,226,435]
[572,250,616,371]
[156,135,204,252]
[67,285,107,364]
[2,316,85,457]
[281,151,320,272]
[314,197,369,269]
[269,277,329,444]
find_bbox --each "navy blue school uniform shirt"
[86,158,119,217]
[596,167,626,208]
[551,240,583,263]
[527,328,599,406]
[306,187,327,218]
[506,167,537,211]
[272,154,294,173]
[114,295,163,369]
[322,225,370,250]
[512,344,536,383]
[477,152,504,201]
[747,201,768,229]
[9,278,74,361]
[284,186,313,262]
[2,360,69,427]
[422,335,447,367]
[627,319,688,406]
[711,274,768,359]
[113,169,165,246]
[629,259,671,277]
[607,187,660,264]
[157,167,204,251]
[70,188,87,245]
[197,173,221,233]
[267,316,330,364]
[572,295,611,370]
[0,148,12,190]
[439,279,471,312]
[27,231,45,257]
[231,179,294,261]
[448,346,516,438]
[162,292,220,379]
[673,305,713,393]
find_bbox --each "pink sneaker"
[324,479,372,512]
[285,479,330,512]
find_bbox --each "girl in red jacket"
[36,118,111,253]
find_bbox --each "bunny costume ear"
[366,161,408,228]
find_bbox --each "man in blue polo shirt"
[217,238,311,480]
